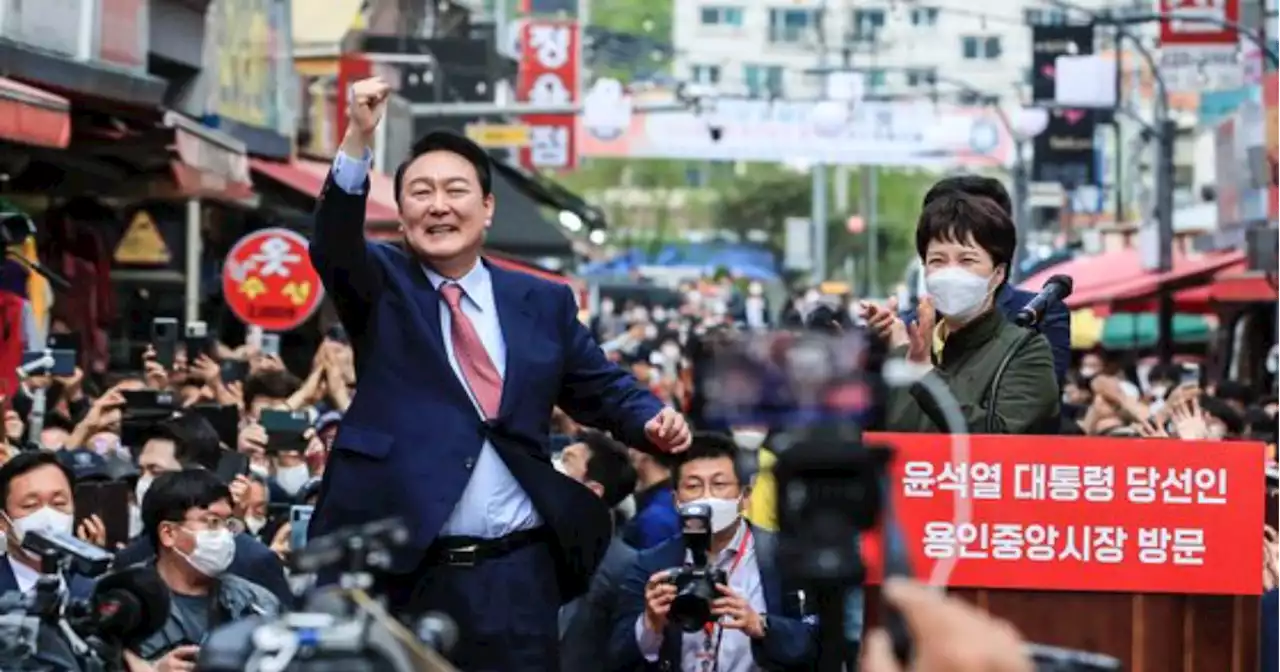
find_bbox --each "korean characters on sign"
[222,228,325,332]
[877,434,1264,595]
[518,19,579,171]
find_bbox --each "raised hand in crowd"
[1136,416,1171,439]
[55,365,85,405]
[905,297,936,365]
[270,522,292,563]
[862,578,1031,672]
[642,569,676,633]
[1169,396,1212,441]
[142,346,169,391]
[858,296,905,346]
[237,422,268,465]
[76,513,107,548]
[1265,525,1278,591]
[152,644,199,672]
[64,384,131,450]
[228,474,253,519]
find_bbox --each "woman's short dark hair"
[915,192,1016,274]
[142,469,231,551]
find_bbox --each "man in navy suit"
[309,77,692,672]
[0,451,96,600]
[903,176,1071,384]
[609,434,818,671]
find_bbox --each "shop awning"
[0,77,71,149]
[486,252,572,286]
[1020,249,1246,314]
[165,112,255,204]
[1110,259,1277,312]
[249,157,399,223]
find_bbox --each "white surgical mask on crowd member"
[600,299,615,315]
[644,325,659,340]
[128,505,143,539]
[660,343,681,362]
[179,528,236,577]
[246,516,267,535]
[731,429,767,451]
[551,454,568,476]
[925,266,996,321]
[135,475,154,507]
[688,497,742,533]
[1150,384,1170,401]
[1079,365,1101,378]
[275,464,311,496]
[6,507,75,549]
[653,307,668,321]
[804,290,821,305]
[748,282,763,296]
[249,463,270,479]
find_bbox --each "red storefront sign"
[518,20,579,171]
[860,434,1265,595]
[97,0,148,68]
[1159,0,1239,46]
[223,228,325,332]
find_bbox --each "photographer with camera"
[117,413,291,603]
[610,433,817,671]
[0,451,99,598]
[133,469,280,669]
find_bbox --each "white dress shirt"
[331,151,542,539]
[635,521,767,672]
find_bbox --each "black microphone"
[88,565,171,643]
[1015,275,1074,328]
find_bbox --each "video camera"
[0,530,170,672]
[198,517,461,672]
[663,502,728,632]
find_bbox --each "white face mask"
[249,464,270,479]
[275,464,311,495]
[748,283,763,296]
[731,429,767,451]
[551,454,569,476]
[643,325,658,340]
[6,506,75,551]
[804,290,821,304]
[246,516,267,535]
[1080,366,1100,378]
[653,308,668,321]
[1150,385,1170,401]
[135,475,154,507]
[128,504,143,539]
[925,266,996,320]
[660,344,681,362]
[687,497,741,533]
[178,528,236,577]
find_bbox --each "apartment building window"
[1023,8,1067,25]
[866,68,887,91]
[962,36,1002,60]
[744,64,784,97]
[910,6,939,26]
[700,6,744,27]
[768,8,815,43]
[691,64,722,84]
[906,68,937,87]
[851,9,885,41]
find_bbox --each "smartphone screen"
[74,481,131,549]
[184,321,209,360]
[260,409,309,434]
[22,350,75,376]
[152,318,179,369]
[219,359,248,383]
[290,505,314,551]
[261,333,281,357]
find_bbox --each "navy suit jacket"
[0,557,95,600]
[902,284,1071,384]
[608,525,818,672]
[1263,589,1277,672]
[308,175,664,600]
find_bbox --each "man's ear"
[483,193,495,227]
[586,481,605,499]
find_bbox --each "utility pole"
[810,0,831,287]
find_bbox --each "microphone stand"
[17,350,54,444]
[5,250,69,292]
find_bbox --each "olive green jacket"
[885,308,1059,435]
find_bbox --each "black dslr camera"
[664,502,727,633]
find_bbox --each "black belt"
[424,527,550,568]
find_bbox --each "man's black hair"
[915,192,1016,280]
[142,469,231,552]
[922,175,1013,217]
[393,130,494,207]
[154,413,223,471]
[243,370,301,411]
[1200,396,1245,436]
[578,431,637,508]
[1147,363,1185,386]
[0,451,74,513]
[1214,380,1252,406]
[671,432,748,489]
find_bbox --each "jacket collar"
[940,307,1005,364]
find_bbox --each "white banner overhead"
[576,93,1017,169]
[1157,0,1244,93]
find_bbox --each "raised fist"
[348,77,392,137]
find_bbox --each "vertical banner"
[518,19,580,171]
[1158,0,1242,91]
[1031,25,1098,186]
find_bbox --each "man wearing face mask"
[0,452,96,599]
[117,414,291,604]
[864,193,1059,435]
[610,433,819,671]
[134,469,280,667]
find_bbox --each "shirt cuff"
[634,615,662,662]
[331,148,373,195]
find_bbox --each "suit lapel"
[400,252,472,406]
[486,259,534,420]
[750,525,785,614]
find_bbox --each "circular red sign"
[222,228,325,332]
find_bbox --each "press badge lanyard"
[698,528,753,672]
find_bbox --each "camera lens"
[668,569,723,633]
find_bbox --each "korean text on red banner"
[518,19,579,171]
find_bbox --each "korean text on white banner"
[1158,0,1243,92]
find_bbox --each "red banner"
[518,20,579,171]
[860,434,1265,596]
[1159,0,1239,46]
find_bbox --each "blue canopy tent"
[583,243,780,280]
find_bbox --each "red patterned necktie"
[439,283,503,419]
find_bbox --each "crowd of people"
[0,77,1271,672]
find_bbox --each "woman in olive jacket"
[862,192,1059,435]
